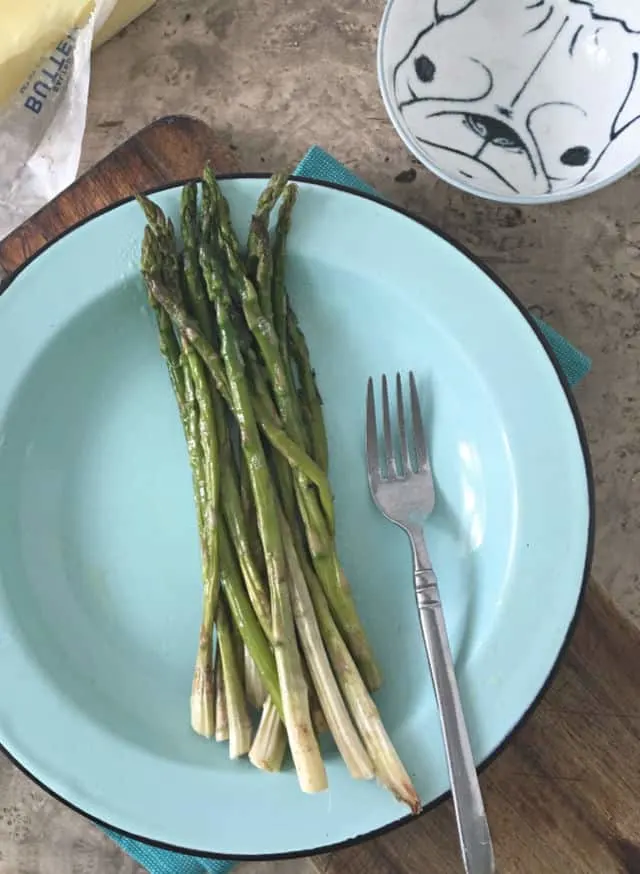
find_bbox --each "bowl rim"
[0,173,595,860]
[376,0,640,205]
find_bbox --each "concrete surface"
[2,0,640,870]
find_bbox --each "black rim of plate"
[0,173,595,861]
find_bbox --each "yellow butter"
[94,0,155,48]
[0,0,155,106]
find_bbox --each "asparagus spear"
[246,205,273,322]
[138,195,182,298]
[280,512,373,780]
[205,164,288,319]
[187,348,221,737]
[238,448,264,576]
[219,454,272,640]
[288,307,329,474]
[218,520,282,715]
[298,533,420,813]
[142,227,219,738]
[214,649,229,742]
[217,598,252,758]
[200,240,327,793]
[271,183,297,363]
[140,228,185,414]
[246,166,290,322]
[181,182,215,342]
[143,274,232,404]
[181,358,215,738]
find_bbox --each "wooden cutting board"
[1,115,639,874]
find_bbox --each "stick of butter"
[94,0,156,48]
[0,0,156,106]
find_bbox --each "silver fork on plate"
[366,372,495,874]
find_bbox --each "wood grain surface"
[0,115,238,276]
[1,115,639,874]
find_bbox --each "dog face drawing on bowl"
[385,0,640,201]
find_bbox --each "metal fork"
[366,372,495,874]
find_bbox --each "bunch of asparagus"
[137,167,420,812]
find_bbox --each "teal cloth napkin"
[106,146,590,874]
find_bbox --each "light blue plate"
[0,178,591,857]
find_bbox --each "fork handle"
[409,527,495,874]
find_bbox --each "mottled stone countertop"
[1,0,639,871]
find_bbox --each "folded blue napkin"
[105,146,590,874]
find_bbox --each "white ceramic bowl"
[378,0,640,203]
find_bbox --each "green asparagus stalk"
[238,449,264,574]
[299,536,420,812]
[138,196,182,295]
[280,512,373,780]
[179,361,215,737]
[252,299,381,694]
[219,455,272,640]
[217,234,334,530]
[247,215,274,321]
[200,240,326,793]
[175,203,273,642]
[245,647,267,710]
[199,172,216,252]
[206,175,382,691]
[141,227,219,738]
[145,272,333,503]
[141,172,415,807]
[271,190,381,689]
[288,307,329,474]
[246,167,290,319]
[140,228,185,413]
[218,520,282,715]
[181,182,216,342]
[186,347,222,737]
[143,274,232,403]
[217,598,252,758]
[271,183,297,362]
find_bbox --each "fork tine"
[366,377,381,483]
[396,373,411,475]
[409,371,429,472]
[381,374,398,478]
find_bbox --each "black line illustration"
[568,25,584,55]
[510,15,568,107]
[580,52,640,183]
[398,60,494,110]
[568,0,640,34]
[525,4,554,34]
[390,0,640,195]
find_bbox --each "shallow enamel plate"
[0,177,592,857]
